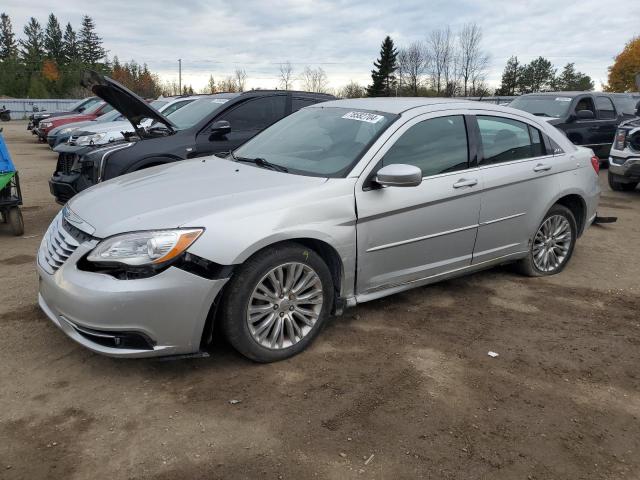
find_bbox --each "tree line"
[1,10,638,100]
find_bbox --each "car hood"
[67,157,328,238]
[74,120,134,135]
[49,120,97,135]
[81,70,175,132]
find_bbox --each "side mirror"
[210,120,231,138]
[576,110,595,120]
[78,107,85,112]
[375,164,422,187]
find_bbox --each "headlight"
[59,127,75,135]
[76,132,107,146]
[87,229,204,266]
[613,129,627,151]
[41,122,52,128]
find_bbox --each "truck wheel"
[7,207,24,236]
[220,242,334,362]
[608,171,637,191]
[517,204,577,277]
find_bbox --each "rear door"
[472,114,574,263]
[195,95,287,156]
[355,112,481,296]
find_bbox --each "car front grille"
[56,153,77,175]
[39,212,93,274]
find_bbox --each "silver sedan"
[37,98,601,362]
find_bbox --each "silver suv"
[37,98,601,362]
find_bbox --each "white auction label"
[342,111,384,123]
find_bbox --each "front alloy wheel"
[221,243,334,362]
[247,262,324,350]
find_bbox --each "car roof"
[309,97,479,114]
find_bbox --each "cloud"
[2,0,636,91]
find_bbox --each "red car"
[35,102,113,141]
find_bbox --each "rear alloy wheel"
[221,243,334,362]
[517,204,576,277]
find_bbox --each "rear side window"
[596,96,616,119]
[220,96,287,131]
[477,116,541,164]
[382,115,469,177]
[292,97,318,112]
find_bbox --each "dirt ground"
[0,120,639,480]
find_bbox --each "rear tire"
[517,204,576,277]
[608,171,637,191]
[220,243,334,362]
[7,207,24,236]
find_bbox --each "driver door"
[194,95,288,157]
[355,113,481,297]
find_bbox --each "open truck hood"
[81,71,176,135]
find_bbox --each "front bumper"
[37,241,229,358]
[609,155,640,181]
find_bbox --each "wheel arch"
[200,237,348,350]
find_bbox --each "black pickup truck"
[509,92,640,159]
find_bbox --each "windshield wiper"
[230,152,288,173]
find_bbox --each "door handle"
[452,178,478,188]
[533,163,551,172]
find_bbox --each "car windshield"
[233,107,397,177]
[95,110,123,123]
[150,99,167,110]
[83,101,106,115]
[72,97,99,111]
[509,96,572,118]
[161,97,230,129]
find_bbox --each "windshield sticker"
[342,111,384,123]
[211,99,229,104]
[555,97,572,102]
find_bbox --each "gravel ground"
[1,120,639,480]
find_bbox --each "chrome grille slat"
[39,212,93,274]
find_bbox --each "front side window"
[575,96,595,115]
[219,96,287,131]
[596,96,616,120]
[233,107,396,177]
[382,116,469,177]
[477,116,541,164]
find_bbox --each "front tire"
[608,171,637,191]
[220,243,334,362]
[517,204,577,277]
[7,207,24,236]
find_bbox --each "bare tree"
[234,68,247,91]
[278,61,294,90]
[219,76,238,92]
[397,41,429,95]
[458,23,489,96]
[339,80,365,98]
[299,66,329,93]
[428,26,454,95]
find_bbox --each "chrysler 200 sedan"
[37,98,601,362]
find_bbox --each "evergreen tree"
[62,22,79,63]
[367,36,398,97]
[496,56,520,95]
[44,13,64,64]
[20,17,45,72]
[518,57,555,93]
[0,13,19,60]
[78,15,106,65]
[554,63,594,91]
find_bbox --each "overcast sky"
[3,0,638,92]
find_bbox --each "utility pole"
[178,59,182,94]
